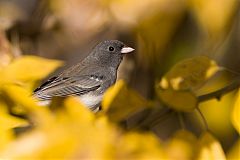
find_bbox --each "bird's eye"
[108,46,115,52]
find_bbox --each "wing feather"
[34,75,102,100]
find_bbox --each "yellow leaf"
[2,84,53,127]
[0,127,14,150]
[156,56,220,111]
[157,88,197,112]
[0,128,79,159]
[199,78,236,139]
[0,98,29,129]
[102,80,149,122]
[165,130,197,160]
[227,139,240,160]
[108,0,185,26]
[0,31,13,67]
[0,98,94,159]
[232,89,240,133]
[108,0,163,26]
[0,99,25,150]
[160,56,219,90]
[2,55,63,83]
[197,132,226,160]
[106,0,186,68]
[62,97,95,124]
[0,113,29,130]
[188,0,238,38]
[117,132,165,159]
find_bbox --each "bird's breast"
[78,93,103,110]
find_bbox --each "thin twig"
[222,67,240,76]
[196,107,209,131]
[178,112,186,130]
[198,77,240,102]
[149,109,174,128]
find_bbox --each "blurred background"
[0,0,239,153]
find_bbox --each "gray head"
[91,40,134,68]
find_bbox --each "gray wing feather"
[34,75,102,100]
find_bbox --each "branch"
[198,77,240,102]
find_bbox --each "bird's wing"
[33,75,102,100]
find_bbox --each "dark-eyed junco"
[33,40,134,112]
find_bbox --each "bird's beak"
[121,47,135,54]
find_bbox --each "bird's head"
[92,40,134,68]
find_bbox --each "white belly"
[78,94,103,109]
[36,94,102,112]
[37,100,51,106]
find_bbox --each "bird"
[33,40,135,112]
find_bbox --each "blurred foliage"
[102,80,150,122]
[0,55,238,159]
[0,0,240,159]
[232,89,240,134]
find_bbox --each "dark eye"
[108,46,115,52]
